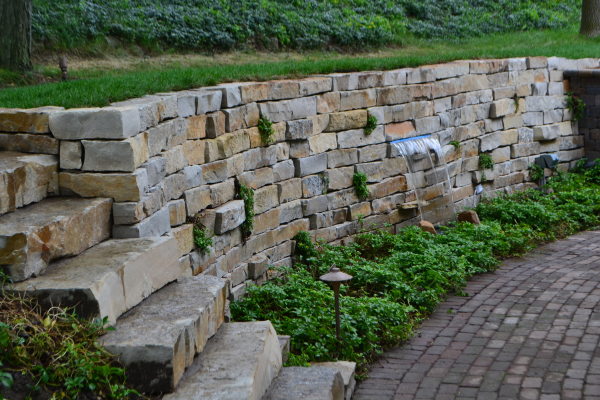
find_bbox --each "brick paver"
[355,231,600,400]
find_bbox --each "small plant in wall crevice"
[258,114,274,144]
[365,115,378,135]
[238,183,255,238]
[353,171,370,200]
[449,141,461,149]
[566,91,585,122]
[188,214,214,252]
[479,153,495,171]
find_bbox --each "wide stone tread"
[0,151,58,217]
[0,197,112,282]
[100,275,227,394]
[10,237,179,323]
[263,366,345,400]
[163,321,282,400]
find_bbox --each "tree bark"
[581,0,600,37]
[0,0,32,72]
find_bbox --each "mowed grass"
[1,29,599,109]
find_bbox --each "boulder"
[418,220,437,235]
[458,210,481,225]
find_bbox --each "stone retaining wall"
[0,56,589,301]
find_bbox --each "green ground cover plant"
[238,183,255,237]
[258,115,275,145]
[0,275,137,399]
[479,153,495,170]
[32,0,579,51]
[231,168,600,374]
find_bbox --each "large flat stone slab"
[263,366,345,400]
[49,107,140,140]
[59,169,148,202]
[0,107,64,133]
[11,237,179,323]
[0,152,58,217]
[0,197,112,282]
[101,275,226,394]
[163,321,282,400]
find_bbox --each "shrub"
[529,163,544,181]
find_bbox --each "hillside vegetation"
[33,0,581,51]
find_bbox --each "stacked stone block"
[0,56,590,303]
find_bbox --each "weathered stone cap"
[164,321,282,400]
[49,106,141,140]
[264,366,345,400]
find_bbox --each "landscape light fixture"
[59,56,68,81]
[320,264,353,341]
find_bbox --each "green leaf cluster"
[479,153,495,170]
[566,91,585,122]
[258,115,274,145]
[187,214,213,252]
[353,172,370,200]
[365,115,378,136]
[529,163,544,181]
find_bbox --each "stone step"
[11,237,180,323]
[263,366,345,400]
[312,361,357,400]
[0,151,58,217]
[0,197,113,282]
[100,275,227,394]
[163,321,282,400]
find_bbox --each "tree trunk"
[581,0,600,37]
[0,0,32,72]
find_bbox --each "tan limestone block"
[210,179,236,207]
[317,92,341,114]
[59,169,147,202]
[0,133,58,155]
[206,111,226,138]
[501,129,519,146]
[160,145,187,175]
[323,167,354,191]
[240,82,269,103]
[325,110,367,132]
[309,114,330,135]
[184,186,212,216]
[252,208,280,235]
[385,122,416,141]
[308,132,337,155]
[186,114,207,140]
[168,200,187,227]
[216,129,251,158]
[82,132,149,172]
[183,140,205,166]
[277,178,302,203]
[0,107,63,134]
[347,202,372,220]
[254,185,279,215]
[339,89,376,111]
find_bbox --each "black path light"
[320,264,353,341]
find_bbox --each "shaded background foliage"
[32,0,581,51]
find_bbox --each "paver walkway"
[354,231,600,400]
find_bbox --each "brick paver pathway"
[354,231,600,400]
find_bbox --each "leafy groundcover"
[231,165,600,374]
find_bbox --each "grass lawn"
[1,29,599,110]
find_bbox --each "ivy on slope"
[32,0,580,50]
[231,170,600,372]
